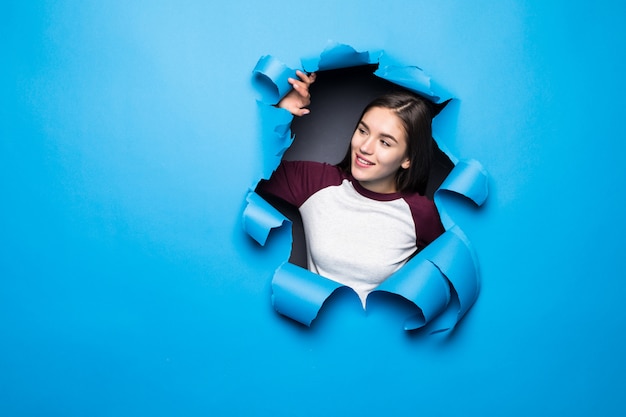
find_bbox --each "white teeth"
[357,157,374,165]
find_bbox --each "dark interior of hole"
[258,65,454,267]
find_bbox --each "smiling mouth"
[355,154,374,166]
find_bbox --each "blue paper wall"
[2,1,625,416]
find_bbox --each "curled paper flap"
[374,257,451,330]
[244,43,489,332]
[257,102,294,180]
[439,159,488,205]
[301,41,377,72]
[269,225,480,332]
[417,227,481,332]
[253,55,298,104]
[243,191,290,246]
[271,262,346,326]
[243,58,297,248]
[435,159,489,230]
[374,64,440,103]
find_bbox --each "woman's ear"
[401,157,411,170]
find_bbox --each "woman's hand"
[277,70,316,116]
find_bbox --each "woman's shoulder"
[401,191,441,219]
[258,160,346,207]
[281,160,342,172]
[279,160,346,183]
[401,191,445,245]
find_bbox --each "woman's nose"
[359,138,374,154]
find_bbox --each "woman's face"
[350,106,410,193]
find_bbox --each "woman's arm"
[276,70,316,116]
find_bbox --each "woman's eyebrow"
[360,120,398,143]
[380,133,398,143]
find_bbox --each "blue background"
[2,1,625,416]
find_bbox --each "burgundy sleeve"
[406,195,446,250]
[256,161,344,207]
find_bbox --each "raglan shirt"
[257,160,445,305]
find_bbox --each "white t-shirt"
[258,161,444,304]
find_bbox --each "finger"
[294,107,310,116]
[283,103,309,117]
[287,77,306,90]
[295,70,316,86]
[289,79,311,99]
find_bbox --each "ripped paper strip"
[301,41,378,72]
[256,102,295,180]
[243,192,290,246]
[272,263,345,326]
[253,55,298,104]
[243,42,488,332]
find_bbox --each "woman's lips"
[354,153,374,167]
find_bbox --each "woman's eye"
[358,128,367,135]
[381,140,390,147]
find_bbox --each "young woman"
[257,70,445,305]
